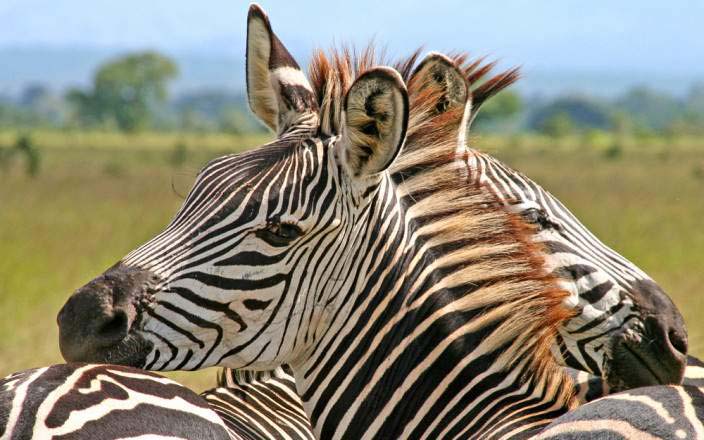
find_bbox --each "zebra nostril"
[95,310,130,346]
[668,328,688,356]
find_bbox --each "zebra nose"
[632,279,688,381]
[57,263,149,363]
[57,289,132,362]
[646,313,688,364]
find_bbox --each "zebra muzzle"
[57,263,154,366]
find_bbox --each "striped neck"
[287,153,576,439]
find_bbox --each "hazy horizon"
[2,1,703,97]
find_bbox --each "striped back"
[0,364,231,440]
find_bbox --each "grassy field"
[1,130,702,391]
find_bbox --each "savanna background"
[1,0,703,391]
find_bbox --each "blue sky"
[1,0,703,74]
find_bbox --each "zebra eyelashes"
[255,220,303,247]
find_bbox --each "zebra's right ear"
[246,4,318,134]
[409,52,469,115]
[409,52,471,148]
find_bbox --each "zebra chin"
[57,263,155,367]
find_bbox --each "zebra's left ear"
[246,4,318,134]
[341,67,409,178]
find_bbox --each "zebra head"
[451,63,689,390]
[58,5,410,371]
[397,53,687,392]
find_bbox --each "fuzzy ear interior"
[410,52,469,114]
[410,52,472,154]
[342,67,409,177]
[246,4,318,134]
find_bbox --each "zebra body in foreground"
[537,384,704,439]
[0,363,313,440]
[0,363,231,440]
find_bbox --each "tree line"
[1,51,703,137]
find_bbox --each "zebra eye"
[255,221,303,247]
[522,208,560,231]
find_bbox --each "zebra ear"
[410,52,471,148]
[410,52,469,114]
[246,4,318,134]
[342,67,409,177]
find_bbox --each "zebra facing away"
[52,5,695,439]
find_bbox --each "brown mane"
[308,45,520,135]
[308,46,576,409]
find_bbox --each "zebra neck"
[292,228,575,437]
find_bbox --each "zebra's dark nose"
[634,279,688,362]
[609,279,688,390]
[57,264,154,364]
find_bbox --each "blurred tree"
[615,87,682,130]
[663,83,704,136]
[473,91,523,126]
[15,134,40,177]
[537,111,575,137]
[67,52,178,132]
[20,84,50,108]
[173,90,264,133]
[529,95,612,133]
[686,82,704,115]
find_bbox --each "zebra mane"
[308,45,520,136]
[389,73,574,409]
[311,45,573,406]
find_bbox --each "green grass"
[0,131,702,392]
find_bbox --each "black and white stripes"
[3,4,694,439]
[0,364,231,440]
[466,150,687,389]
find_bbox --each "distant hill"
[0,46,246,97]
[1,46,702,100]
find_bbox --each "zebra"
[0,5,692,438]
[203,366,314,440]
[0,363,232,440]
[399,49,700,399]
[430,52,687,392]
[52,5,694,438]
[535,384,704,439]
